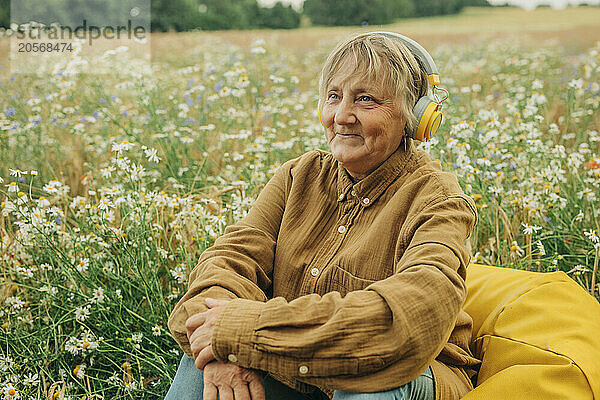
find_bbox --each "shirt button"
[337,225,346,234]
[351,190,356,197]
[310,267,319,277]
[228,354,238,363]
[299,365,309,374]
[362,197,370,205]
[338,193,345,201]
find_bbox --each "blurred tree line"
[303,0,490,26]
[152,0,300,31]
[2,0,150,28]
[0,0,299,30]
[0,0,491,31]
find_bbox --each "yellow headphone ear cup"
[413,98,441,142]
[426,110,443,140]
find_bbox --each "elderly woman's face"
[321,60,406,179]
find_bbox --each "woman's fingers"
[185,312,206,334]
[189,324,211,349]
[185,298,230,331]
[203,382,218,400]
[194,345,216,370]
[205,298,231,308]
[232,384,252,400]
[204,362,264,400]
[218,386,235,400]
[248,377,266,400]
[189,334,211,360]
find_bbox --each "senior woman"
[165,31,480,400]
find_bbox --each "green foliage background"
[0,0,300,31]
[0,0,492,31]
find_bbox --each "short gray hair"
[318,32,428,134]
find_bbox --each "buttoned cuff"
[211,297,384,383]
[212,298,264,370]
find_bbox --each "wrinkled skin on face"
[321,60,406,180]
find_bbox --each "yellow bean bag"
[461,264,600,399]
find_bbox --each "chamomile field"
[0,6,599,399]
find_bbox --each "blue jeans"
[165,355,435,400]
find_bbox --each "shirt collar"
[336,138,415,207]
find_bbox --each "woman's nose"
[334,100,357,125]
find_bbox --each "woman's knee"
[332,389,404,400]
[164,355,205,400]
[331,367,434,400]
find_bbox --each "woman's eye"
[358,95,373,102]
[327,93,339,100]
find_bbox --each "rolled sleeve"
[211,295,387,381]
[167,157,299,355]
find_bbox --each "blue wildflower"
[5,108,15,116]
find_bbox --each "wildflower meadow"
[1,7,600,400]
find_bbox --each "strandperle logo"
[9,0,151,75]
[14,20,147,46]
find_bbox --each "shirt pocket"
[326,265,377,297]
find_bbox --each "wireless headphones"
[319,31,444,142]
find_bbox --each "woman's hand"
[186,298,231,370]
[204,361,265,400]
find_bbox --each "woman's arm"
[167,157,295,357]
[209,195,477,392]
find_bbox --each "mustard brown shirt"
[168,139,481,400]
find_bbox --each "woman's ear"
[399,116,407,136]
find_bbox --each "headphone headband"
[370,31,441,86]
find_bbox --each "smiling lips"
[336,133,361,137]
